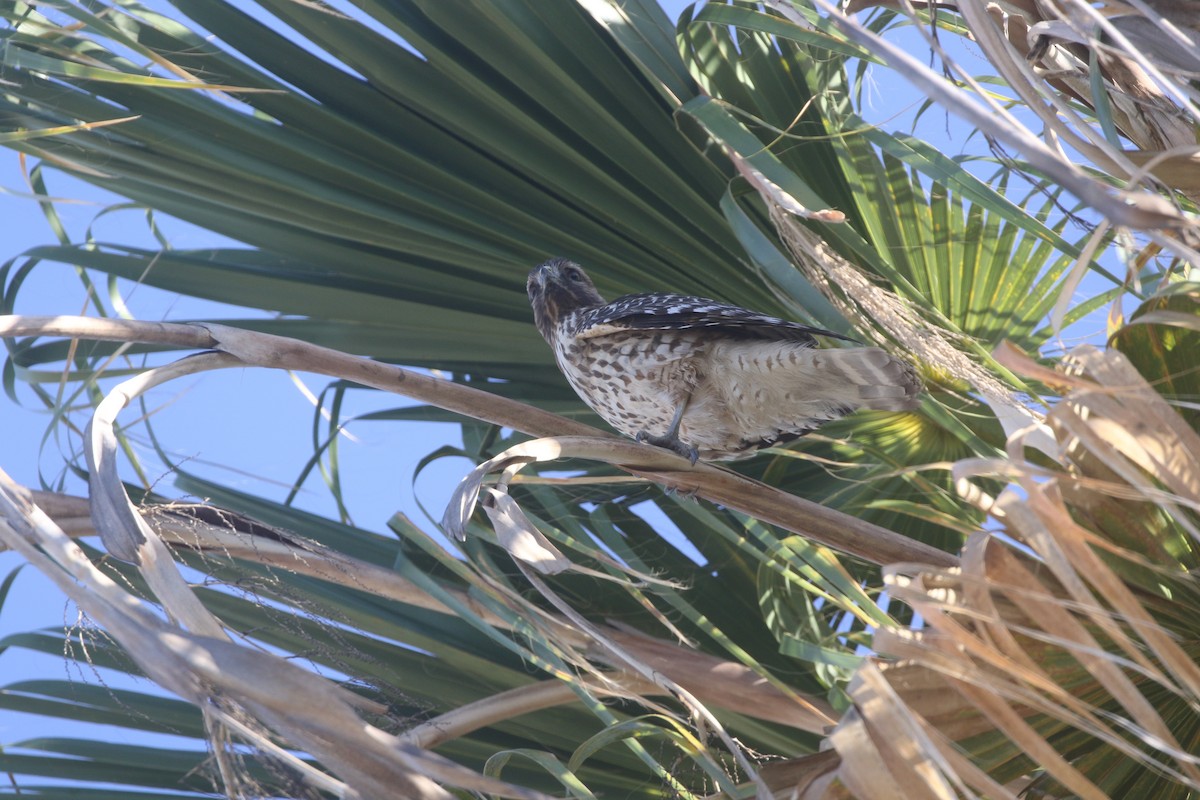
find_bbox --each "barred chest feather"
[551,315,697,443]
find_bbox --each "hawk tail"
[817,348,922,412]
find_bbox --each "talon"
[635,430,700,466]
[632,395,698,464]
[684,446,699,466]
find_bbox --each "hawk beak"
[529,261,559,294]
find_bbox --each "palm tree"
[0,0,1196,797]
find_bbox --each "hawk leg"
[636,398,698,465]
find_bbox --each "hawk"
[527,258,921,463]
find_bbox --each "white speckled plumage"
[528,258,921,461]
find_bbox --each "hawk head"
[527,258,606,340]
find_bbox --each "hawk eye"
[565,268,584,283]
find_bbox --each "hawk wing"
[567,293,858,345]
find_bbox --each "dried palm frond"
[808,342,1200,799]
[838,0,1200,203]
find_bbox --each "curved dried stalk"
[0,314,957,569]
[400,680,637,750]
[0,309,965,796]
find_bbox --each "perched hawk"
[527,258,921,463]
